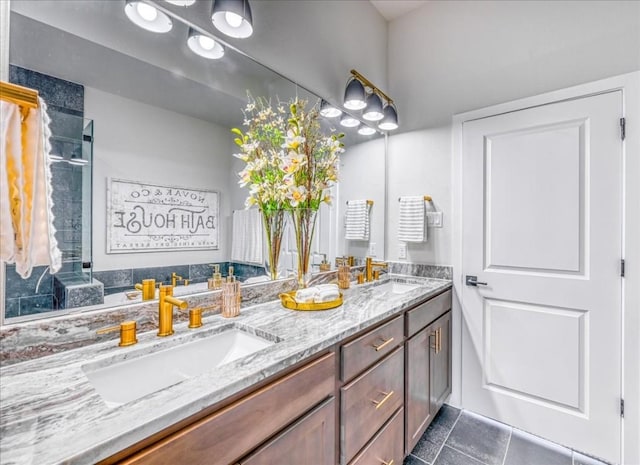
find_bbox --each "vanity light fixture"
[68,157,89,166]
[343,78,367,110]
[358,126,377,136]
[49,153,64,161]
[124,0,173,33]
[340,115,360,128]
[319,99,342,118]
[187,28,225,59]
[343,69,399,131]
[362,93,384,121]
[378,104,399,131]
[165,0,196,5]
[211,0,254,39]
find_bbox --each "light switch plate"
[369,242,377,257]
[398,243,407,259]
[426,211,443,228]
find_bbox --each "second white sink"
[83,327,275,407]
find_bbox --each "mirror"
[3,0,385,322]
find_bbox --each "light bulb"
[358,126,376,136]
[225,11,243,28]
[137,2,158,21]
[198,35,216,50]
[340,116,360,128]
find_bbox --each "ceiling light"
[125,0,173,33]
[343,78,366,110]
[165,0,196,5]
[362,93,384,121]
[340,115,360,128]
[319,100,342,118]
[211,0,254,38]
[378,105,399,131]
[187,28,225,59]
[358,126,377,136]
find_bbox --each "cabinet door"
[430,311,452,416]
[405,328,432,454]
[240,397,335,465]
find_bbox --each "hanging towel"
[345,200,370,241]
[231,208,264,265]
[398,196,426,242]
[0,98,61,278]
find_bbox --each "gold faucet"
[158,285,187,337]
[134,279,156,300]
[365,256,387,282]
[171,272,189,287]
[96,320,138,347]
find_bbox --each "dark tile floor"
[405,405,610,465]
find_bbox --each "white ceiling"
[370,1,428,21]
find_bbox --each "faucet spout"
[158,285,187,337]
[365,256,387,282]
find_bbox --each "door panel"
[461,91,622,463]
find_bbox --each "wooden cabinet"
[341,347,404,464]
[121,352,335,465]
[405,291,452,454]
[239,397,335,465]
[349,407,404,465]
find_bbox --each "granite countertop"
[0,274,451,465]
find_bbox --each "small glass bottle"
[221,276,241,318]
[208,264,222,290]
[338,263,351,289]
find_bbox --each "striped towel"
[398,196,426,242]
[345,200,370,241]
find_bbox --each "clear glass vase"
[261,209,286,281]
[290,208,319,288]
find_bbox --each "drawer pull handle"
[372,337,394,352]
[372,390,394,409]
[381,460,394,465]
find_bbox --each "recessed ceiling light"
[124,0,173,33]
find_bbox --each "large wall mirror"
[2,0,386,323]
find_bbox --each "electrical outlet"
[426,211,443,228]
[369,242,377,257]
[398,243,407,259]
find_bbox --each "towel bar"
[346,200,374,206]
[398,196,432,202]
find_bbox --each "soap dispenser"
[228,265,235,281]
[319,254,330,272]
[208,264,222,290]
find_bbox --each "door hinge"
[620,118,626,141]
[621,259,625,277]
[621,398,625,418]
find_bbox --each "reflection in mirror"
[3,0,384,323]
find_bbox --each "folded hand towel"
[398,196,426,242]
[294,287,317,303]
[315,288,340,303]
[345,200,370,241]
[316,283,340,293]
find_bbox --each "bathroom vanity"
[0,276,451,465]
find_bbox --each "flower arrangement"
[233,97,344,285]
[233,97,343,212]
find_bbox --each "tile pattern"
[405,407,610,465]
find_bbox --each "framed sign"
[107,179,219,253]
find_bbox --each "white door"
[461,91,622,463]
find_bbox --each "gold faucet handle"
[179,307,203,329]
[96,321,138,347]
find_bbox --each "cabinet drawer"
[350,407,404,465]
[341,315,403,382]
[341,347,404,464]
[406,289,452,338]
[123,352,335,465]
[240,397,335,465]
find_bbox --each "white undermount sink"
[83,327,275,407]
[375,281,421,294]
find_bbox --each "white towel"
[398,196,426,242]
[345,200,370,241]
[294,287,317,303]
[231,208,264,265]
[0,98,61,278]
[315,287,340,303]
